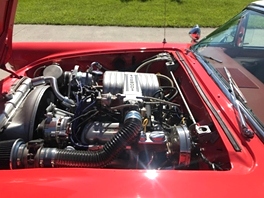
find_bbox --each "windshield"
[191,8,264,125]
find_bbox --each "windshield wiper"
[193,51,223,64]
[224,67,254,138]
[223,67,247,104]
[202,54,223,63]
[187,50,223,64]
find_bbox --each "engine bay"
[0,50,231,170]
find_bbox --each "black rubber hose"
[38,111,142,168]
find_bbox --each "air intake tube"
[2,111,142,169]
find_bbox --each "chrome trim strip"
[194,52,264,144]
[176,51,241,151]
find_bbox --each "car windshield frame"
[192,11,246,51]
[190,7,264,142]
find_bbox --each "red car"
[1,0,264,197]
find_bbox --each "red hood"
[0,0,17,68]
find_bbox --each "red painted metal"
[9,42,190,70]
[0,45,263,197]
[0,166,264,197]
[1,1,264,197]
[0,0,17,68]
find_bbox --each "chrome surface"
[176,125,191,166]
[31,76,75,107]
[224,67,254,138]
[170,71,196,124]
[189,24,201,43]
[0,78,31,129]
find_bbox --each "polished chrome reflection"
[189,24,201,44]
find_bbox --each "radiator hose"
[2,111,142,169]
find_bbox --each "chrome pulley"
[167,125,191,167]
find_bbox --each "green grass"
[15,0,252,27]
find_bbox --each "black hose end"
[0,139,24,169]
[0,140,15,169]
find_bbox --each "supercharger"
[0,61,193,169]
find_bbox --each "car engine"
[0,52,230,170]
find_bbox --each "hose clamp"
[124,110,142,122]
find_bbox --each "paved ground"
[13,25,215,43]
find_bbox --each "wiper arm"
[202,54,223,63]
[224,67,247,104]
[224,67,254,138]
[192,51,223,63]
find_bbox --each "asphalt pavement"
[13,25,215,43]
